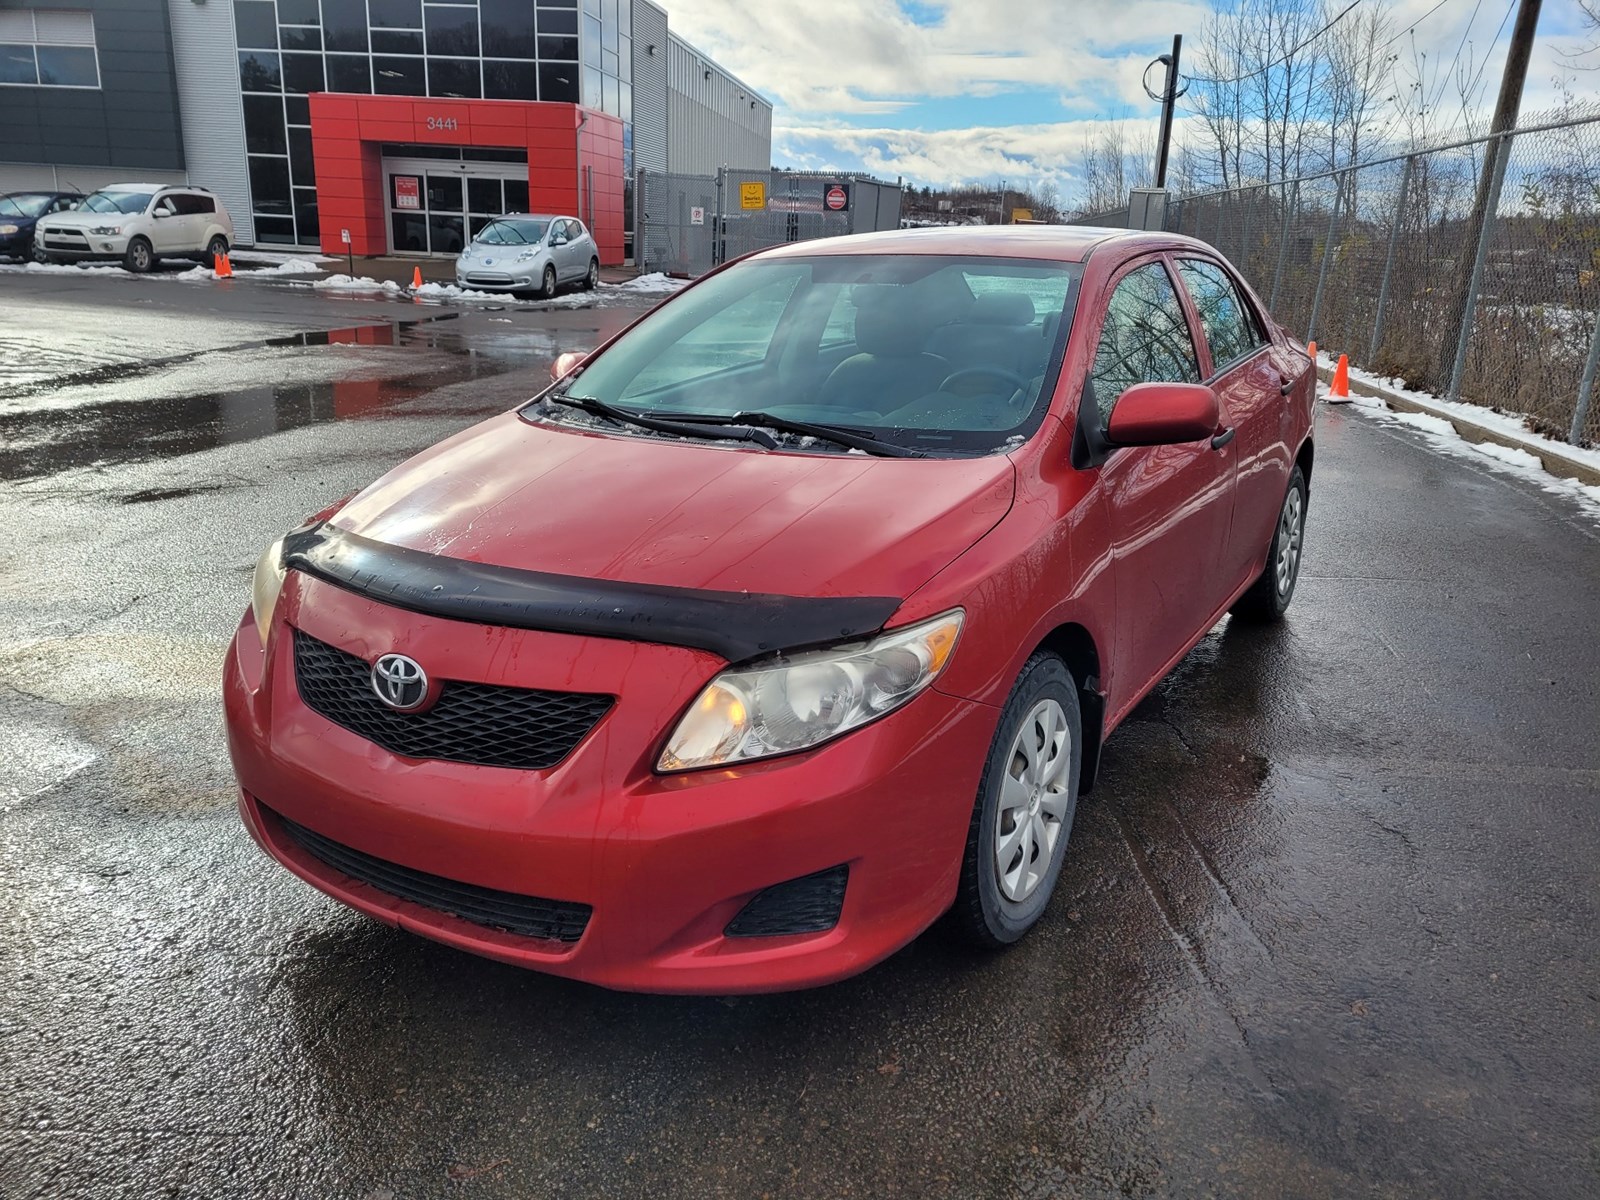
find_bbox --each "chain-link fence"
[636,169,904,279]
[1078,109,1600,448]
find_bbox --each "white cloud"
[663,0,1213,114]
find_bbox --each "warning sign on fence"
[739,181,767,210]
[825,184,850,212]
[690,206,705,226]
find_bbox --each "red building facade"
[307,94,626,265]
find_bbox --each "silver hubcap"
[1275,486,1304,596]
[132,245,148,268]
[994,699,1072,903]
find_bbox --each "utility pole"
[1435,0,1542,380]
[1155,34,1183,189]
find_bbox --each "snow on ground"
[1325,374,1600,526]
[310,273,403,293]
[0,260,126,275]
[615,272,686,295]
[1320,352,1600,476]
[230,249,338,266]
[411,280,506,302]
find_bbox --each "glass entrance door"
[385,159,530,256]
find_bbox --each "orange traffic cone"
[1307,339,1317,361]
[214,252,231,278]
[1328,353,1351,404]
[412,266,423,288]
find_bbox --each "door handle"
[1279,375,1296,396]
[1211,427,1236,450]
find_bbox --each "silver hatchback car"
[455,214,600,298]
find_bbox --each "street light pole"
[1155,34,1183,189]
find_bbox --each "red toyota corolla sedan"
[225,226,1316,993]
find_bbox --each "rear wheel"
[951,653,1082,948]
[205,234,229,264]
[1231,465,1307,622]
[123,236,154,273]
[541,264,557,299]
[583,258,599,290]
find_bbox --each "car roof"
[495,213,571,222]
[747,224,1211,264]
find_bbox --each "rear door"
[1088,257,1238,711]
[1174,257,1291,587]
[558,219,584,279]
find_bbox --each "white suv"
[35,183,234,273]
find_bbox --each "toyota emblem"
[371,653,430,712]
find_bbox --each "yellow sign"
[1011,208,1033,223]
[739,181,767,210]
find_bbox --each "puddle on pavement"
[0,317,545,482]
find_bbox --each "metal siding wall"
[166,0,254,245]
[631,0,667,174]
[664,33,771,174]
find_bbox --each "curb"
[1317,366,1600,488]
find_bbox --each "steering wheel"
[938,366,1033,394]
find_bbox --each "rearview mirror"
[1105,382,1220,447]
[153,208,172,219]
[550,351,586,381]
[551,234,568,246]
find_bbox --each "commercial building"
[0,0,771,262]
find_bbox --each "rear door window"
[1088,261,1201,423]
[1175,259,1264,372]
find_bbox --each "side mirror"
[1105,382,1221,447]
[153,207,172,219]
[550,351,586,382]
[551,234,568,246]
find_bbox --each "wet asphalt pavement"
[1,269,1598,1199]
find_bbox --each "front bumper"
[224,575,998,993]
[456,270,538,291]
[36,230,130,260]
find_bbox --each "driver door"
[549,219,576,280]
[1089,257,1238,715]
[148,195,183,252]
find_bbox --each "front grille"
[276,809,592,942]
[42,228,89,248]
[293,629,612,770]
[725,865,849,937]
[464,273,515,285]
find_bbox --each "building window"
[427,56,479,98]
[373,55,424,94]
[276,0,320,26]
[480,0,534,57]
[281,51,326,93]
[424,4,479,56]
[322,0,369,51]
[0,9,100,89]
[483,58,536,99]
[249,155,293,214]
[278,25,321,52]
[370,0,422,29]
[372,28,423,54]
[327,53,373,91]
[540,62,578,103]
[239,49,281,92]
[233,1,277,49]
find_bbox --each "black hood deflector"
[282,524,902,664]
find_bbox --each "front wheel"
[30,242,52,264]
[206,234,229,263]
[1231,465,1307,622]
[583,258,599,290]
[950,653,1082,948]
[123,236,154,273]
[540,265,557,299]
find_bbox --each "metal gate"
[637,168,903,277]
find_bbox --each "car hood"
[459,244,544,263]
[36,210,124,228]
[326,411,1016,600]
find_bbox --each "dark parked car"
[0,191,84,260]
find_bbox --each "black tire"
[950,653,1083,949]
[541,265,558,299]
[29,240,50,264]
[123,236,154,273]
[1231,464,1308,623]
[583,258,599,290]
[205,234,229,264]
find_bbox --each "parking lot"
[2,267,1598,1198]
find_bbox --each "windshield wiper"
[544,392,781,448]
[665,411,921,458]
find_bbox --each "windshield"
[552,254,1081,456]
[0,194,52,218]
[79,191,150,215]
[475,218,549,246]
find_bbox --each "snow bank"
[0,260,125,275]
[230,249,337,267]
[1318,351,1600,476]
[312,273,402,293]
[611,271,685,295]
[412,280,504,301]
[1324,372,1600,526]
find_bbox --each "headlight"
[251,537,286,648]
[516,249,538,262]
[0,224,17,235]
[90,225,122,235]
[658,610,964,772]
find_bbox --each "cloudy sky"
[663,0,1599,196]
